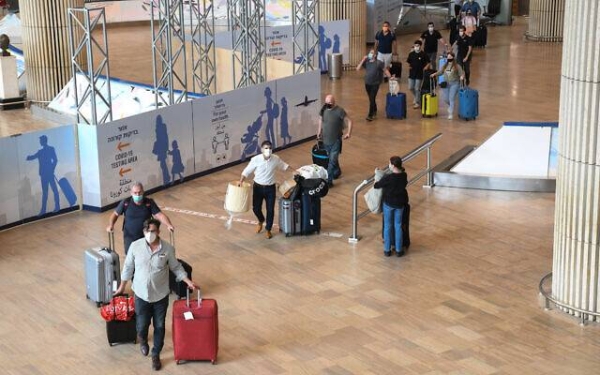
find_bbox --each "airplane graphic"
[295,96,318,107]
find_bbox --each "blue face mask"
[367,52,374,60]
[132,194,143,203]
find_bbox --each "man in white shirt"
[239,140,291,239]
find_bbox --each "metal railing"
[539,272,600,326]
[348,133,442,243]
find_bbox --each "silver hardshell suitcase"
[279,198,302,237]
[85,233,121,306]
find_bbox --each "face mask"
[262,148,272,157]
[144,231,157,243]
[428,27,434,32]
[367,52,373,60]
[459,32,465,37]
[132,194,143,203]
[447,57,454,62]
[389,163,394,171]
[325,103,333,109]
[414,47,421,52]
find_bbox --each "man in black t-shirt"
[420,22,448,69]
[453,25,473,86]
[406,40,430,109]
[106,182,174,254]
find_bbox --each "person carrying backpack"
[106,181,174,254]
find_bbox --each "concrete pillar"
[20,0,85,102]
[319,0,366,67]
[525,0,565,42]
[552,1,600,322]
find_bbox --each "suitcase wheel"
[176,360,181,365]
[285,233,291,237]
[96,302,102,308]
[211,360,216,365]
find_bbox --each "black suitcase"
[169,259,193,299]
[389,61,402,79]
[473,25,487,47]
[301,191,321,235]
[402,203,410,248]
[107,316,137,346]
[311,141,329,168]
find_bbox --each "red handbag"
[100,295,135,322]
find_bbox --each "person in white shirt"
[239,140,291,239]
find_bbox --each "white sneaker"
[447,114,453,120]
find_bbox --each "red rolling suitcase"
[172,289,219,365]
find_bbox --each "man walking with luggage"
[453,25,473,86]
[239,140,291,239]
[317,94,353,187]
[106,182,175,255]
[406,40,430,109]
[374,21,397,70]
[115,218,197,371]
[356,49,391,121]
[420,22,448,68]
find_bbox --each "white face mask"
[389,163,394,171]
[262,148,272,158]
[145,231,157,243]
[367,52,374,60]
[414,46,421,52]
[459,31,465,37]
[428,27,434,32]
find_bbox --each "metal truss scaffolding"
[190,0,216,95]
[67,7,112,125]
[151,0,188,107]
[227,0,266,89]
[292,0,319,74]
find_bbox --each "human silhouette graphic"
[152,115,171,186]
[26,135,60,215]
[279,97,292,146]
[241,115,262,161]
[168,140,184,184]
[319,25,332,72]
[333,34,341,54]
[260,86,279,147]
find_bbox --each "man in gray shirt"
[116,218,197,371]
[317,94,353,187]
[356,49,391,121]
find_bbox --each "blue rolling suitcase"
[301,191,320,235]
[385,93,407,119]
[458,83,479,121]
[56,176,77,206]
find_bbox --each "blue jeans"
[323,138,342,183]
[253,183,276,231]
[135,294,169,356]
[442,80,460,115]
[383,202,404,253]
[408,78,422,105]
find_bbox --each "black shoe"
[328,181,334,188]
[366,116,373,121]
[384,251,391,257]
[396,250,405,257]
[152,355,162,371]
[140,341,149,357]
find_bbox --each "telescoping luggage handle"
[105,231,115,252]
[430,77,437,96]
[186,287,202,308]
[169,231,175,247]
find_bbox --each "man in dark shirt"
[317,94,353,187]
[107,182,175,254]
[356,49,391,121]
[453,25,473,86]
[420,22,448,69]
[374,21,397,71]
[406,40,430,109]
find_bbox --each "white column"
[552,1,600,322]
[525,0,565,42]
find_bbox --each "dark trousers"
[365,83,380,117]
[252,183,276,231]
[458,58,471,86]
[135,294,169,357]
